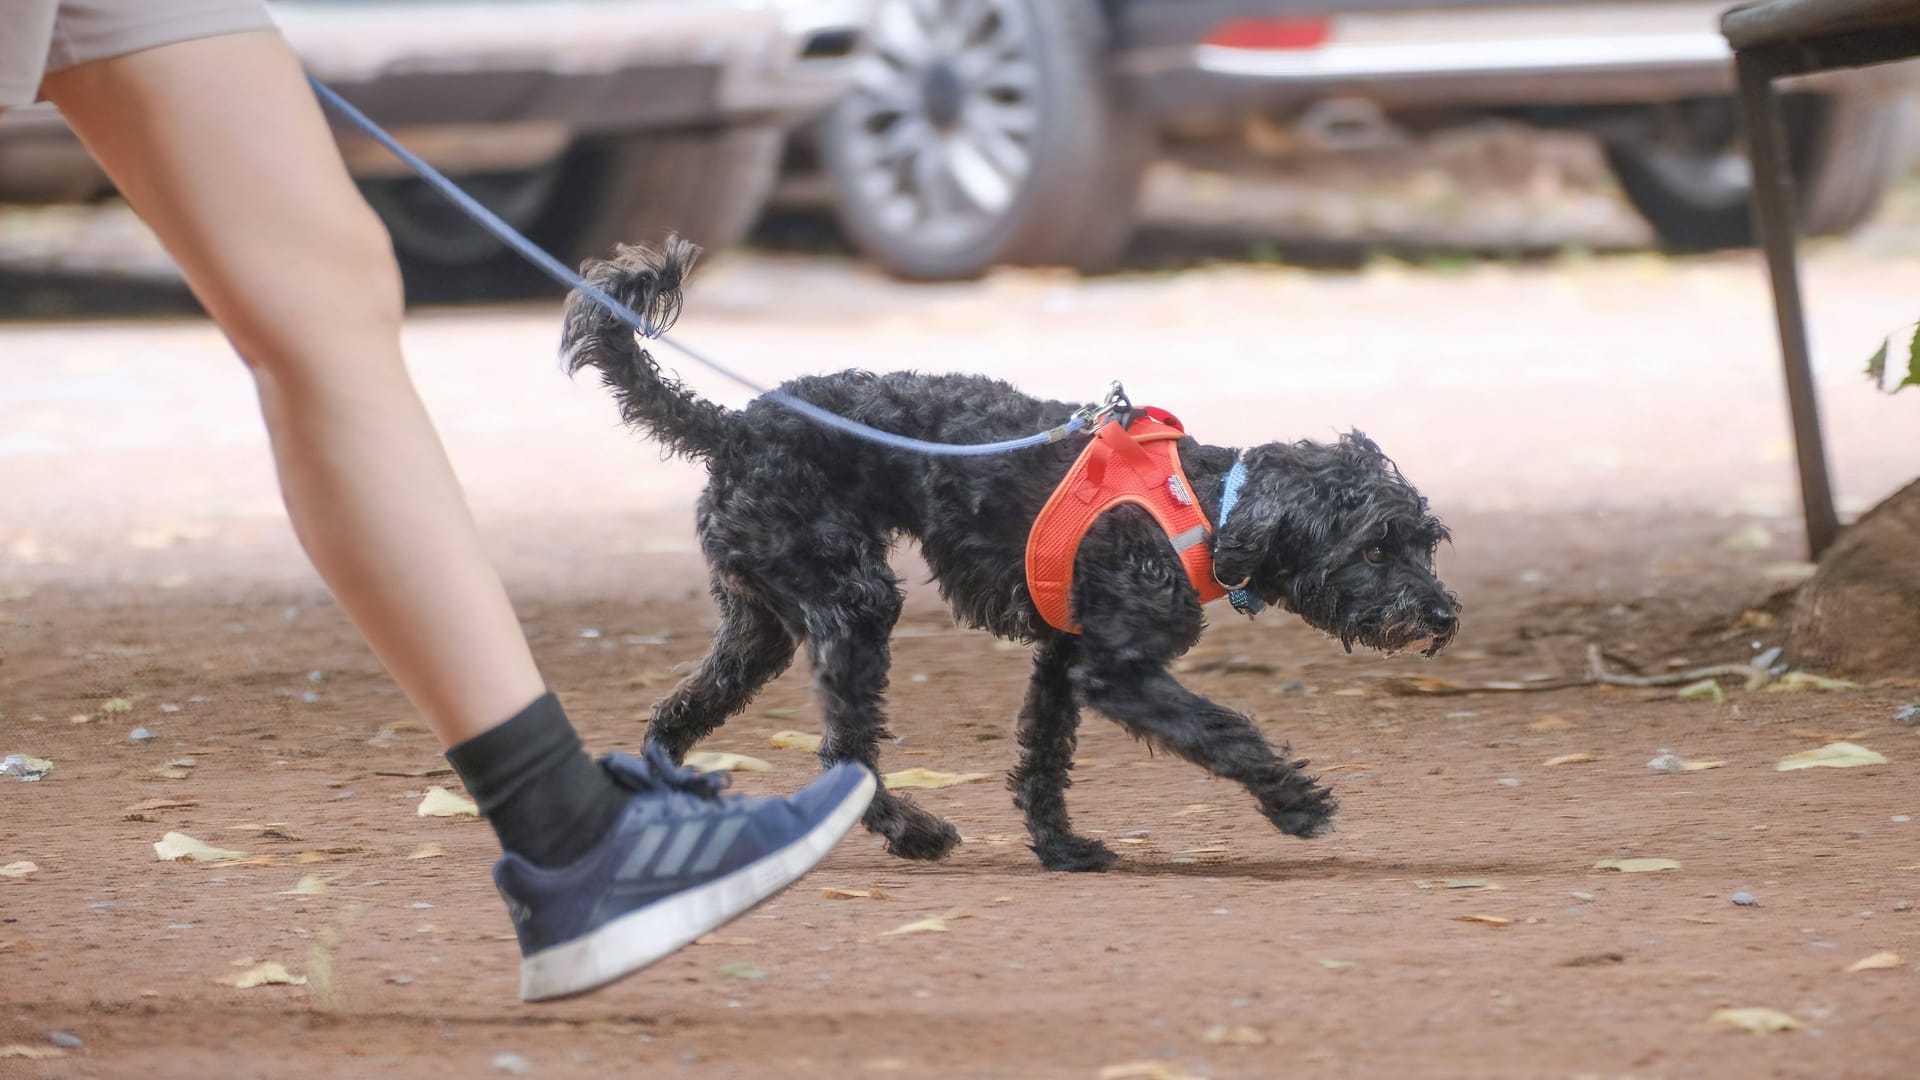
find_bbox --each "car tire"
[363,159,584,301]
[1605,89,1915,250]
[571,125,786,260]
[818,0,1152,281]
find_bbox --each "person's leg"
[43,31,540,745]
[41,28,874,998]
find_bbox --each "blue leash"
[307,77,1089,456]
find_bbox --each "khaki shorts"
[2,0,275,107]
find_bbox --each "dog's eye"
[1363,546,1387,565]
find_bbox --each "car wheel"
[819,0,1152,281]
[1605,89,1915,250]
[363,159,581,300]
[571,126,786,260]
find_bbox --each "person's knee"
[226,200,405,375]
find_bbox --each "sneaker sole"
[518,767,877,1002]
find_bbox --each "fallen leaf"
[0,1045,65,1060]
[883,767,991,790]
[1765,671,1859,693]
[154,832,250,863]
[0,861,38,880]
[1529,715,1575,732]
[407,843,447,860]
[153,765,193,780]
[1711,1007,1801,1034]
[220,961,306,988]
[1176,804,1219,816]
[416,786,479,817]
[1775,742,1888,771]
[1544,752,1598,767]
[1681,758,1729,772]
[1441,878,1499,890]
[767,730,822,751]
[1381,676,1465,695]
[684,751,774,774]
[715,962,766,980]
[694,933,758,946]
[1593,858,1681,873]
[1097,1063,1204,1080]
[881,909,972,937]
[1318,958,1355,970]
[1320,762,1374,773]
[1454,914,1512,927]
[1676,679,1726,703]
[102,698,133,713]
[281,874,328,896]
[124,796,198,814]
[1788,728,1866,742]
[1844,951,1904,973]
[1201,1024,1268,1046]
[821,887,890,900]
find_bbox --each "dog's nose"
[1429,606,1457,633]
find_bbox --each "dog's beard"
[1300,583,1456,658]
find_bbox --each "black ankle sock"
[445,692,627,868]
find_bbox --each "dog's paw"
[1265,786,1339,839]
[1034,835,1118,873]
[885,815,962,861]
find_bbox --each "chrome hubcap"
[840,0,1041,248]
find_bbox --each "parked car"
[0,0,871,291]
[806,0,1917,280]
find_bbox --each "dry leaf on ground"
[1788,727,1866,742]
[124,797,197,814]
[1319,958,1355,970]
[281,874,327,896]
[1097,1063,1205,1080]
[1711,1007,1801,1034]
[417,786,479,817]
[684,751,773,774]
[1441,878,1498,890]
[220,961,306,988]
[1544,752,1598,766]
[821,887,890,900]
[1200,1025,1268,1046]
[0,861,38,880]
[1844,951,1904,973]
[694,934,758,946]
[1593,857,1680,873]
[0,1045,66,1060]
[1765,672,1858,693]
[1529,715,1575,732]
[1775,742,1888,771]
[407,842,448,860]
[154,832,250,863]
[767,730,823,751]
[1454,914,1513,927]
[884,767,991,790]
[881,909,971,937]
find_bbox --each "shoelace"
[617,745,733,809]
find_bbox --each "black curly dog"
[562,240,1459,872]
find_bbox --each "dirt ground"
[4,189,1920,1078]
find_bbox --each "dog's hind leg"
[798,567,961,862]
[1008,636,1115,871]
[645,585,797,761]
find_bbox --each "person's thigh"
[1,1,58,109]
[41,28,400,363]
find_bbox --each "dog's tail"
[561,236,732,461]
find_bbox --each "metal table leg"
[1736,50,1840,558]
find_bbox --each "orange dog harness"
[1026,407,1227,633]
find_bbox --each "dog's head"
[1213,431,1457,656]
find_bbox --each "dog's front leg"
[1008,636,1116,872]
[1076,661,1337,839]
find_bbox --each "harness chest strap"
[1025,408,1227,633]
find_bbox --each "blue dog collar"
[1214,454,1263,618]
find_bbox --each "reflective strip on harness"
[1025,408,1229,633]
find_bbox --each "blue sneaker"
[495,746,875,1001]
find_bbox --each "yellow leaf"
[1775,742,1888,771]
[154,832,250,863]
[220,961,306,988]
[1529,715,1575,732]
[1200,1024,1268,1046]
[406,843,447,860]
[884,767,991,790]
[102,698,133,713]
[1788,728,1865,742]
[684,751,773,774]
[0,1045,66,1060]
[1681,759,1729,772]
[1454,914,1512,927]
[153,765,193,780]
[767,730,822,751]
[416,786,479,817]
[1764,671,1858,693]
[821,887,890,900]
[281,874,327,896]
[1318,958,1355,970]
[1711,1007,1802,1034]
[1098,1063,1205,1080]
[1544,752,1598,766]
[1844,951,1903,973]
[1593,858,1680,873]
[881,909,971,937]
[0,861,38,880]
